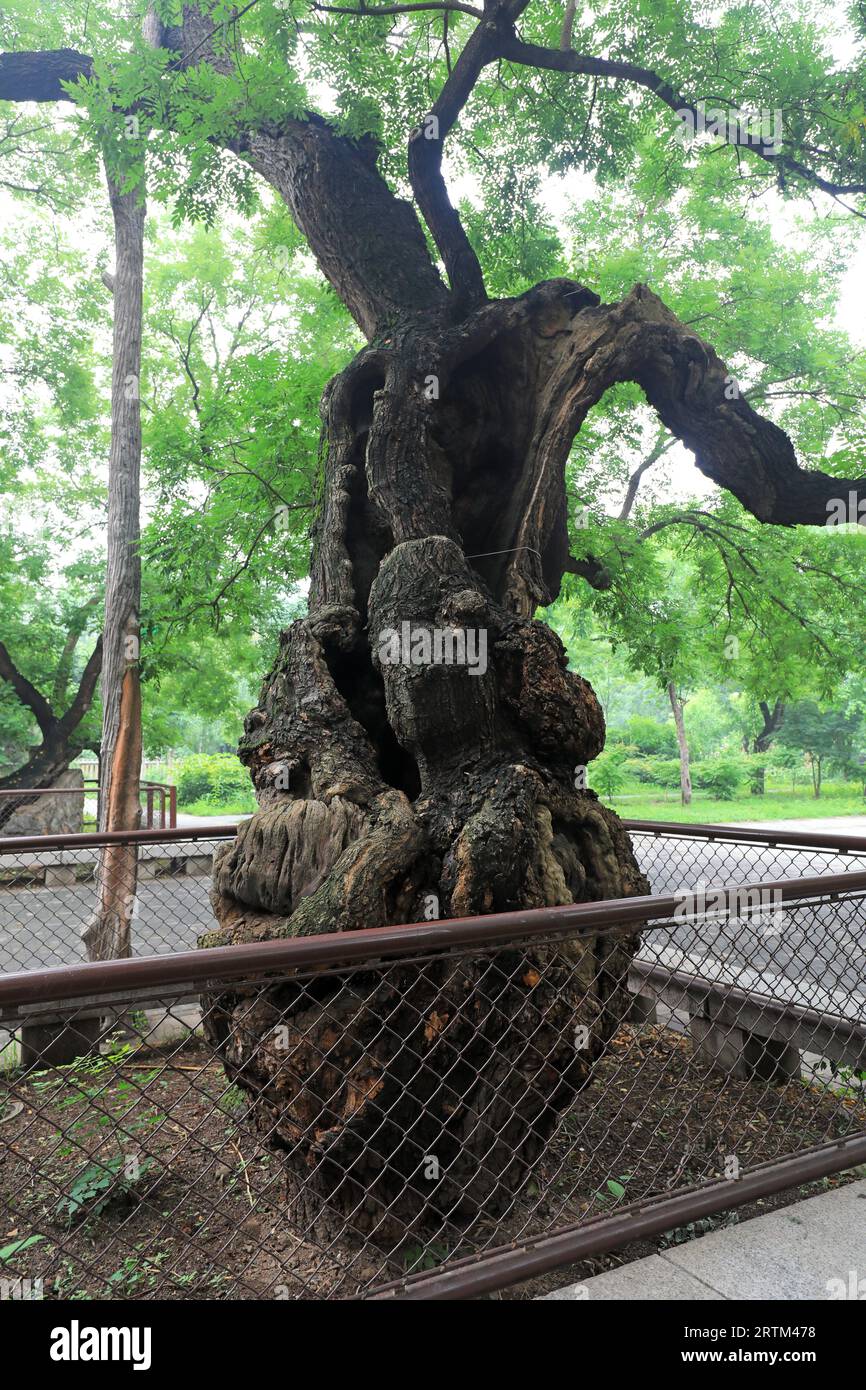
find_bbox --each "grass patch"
[178,795,255,817]
[609,786,866,822]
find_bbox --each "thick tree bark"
[82,172,144,962]
[203,275,652,1245]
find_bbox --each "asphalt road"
[1,833,865,1018]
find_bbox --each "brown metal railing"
[0,780,177,830]
[1,817,865,974]
[1,867,864,1300]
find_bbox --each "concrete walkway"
[725,816,866,836]
[543,1180,866,1300]
[174,812,247,828]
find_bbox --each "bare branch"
[57,636,103,738]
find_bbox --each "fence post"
[19,1013,103,1069]
[689,1010,801,1083]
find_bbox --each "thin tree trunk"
[82,170,144,962]
[667,681,692,806]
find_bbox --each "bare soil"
[1,1019,863,1301]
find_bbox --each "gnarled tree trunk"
[203,273,652,1246]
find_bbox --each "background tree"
[0,209,106,824]
[777,701,861,798]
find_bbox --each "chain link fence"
[3,819,866,976]
[1,871,865,1300]
[0,828,236,973]
[626,820,866,894]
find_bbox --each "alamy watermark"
[826,1269,865,1299]
[50,1320,152,1370]
[674,879,786,934]
[826,492,866,528]
[676,102,783,156]
[377,622,488,677]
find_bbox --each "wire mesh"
[1,879,864,1301]
[0,835,228,972]
[3,822,866,975]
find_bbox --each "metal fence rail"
[2,818,866,976]
[0,781,177,832]
[625,819,866,894]
[1,872,864,1301]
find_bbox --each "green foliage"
[777,701,863,793]
[778,702,861,763]
[609,716,678,757]
[636,757,683,791]
[2,0,865,782]
[30,1039,164,1228]
[174,753,251,806]
[589,748,628,798]
[746,755,769,795]
[691,757,745,801]
[56,1155,154,1226]
[0,1234,44,1262]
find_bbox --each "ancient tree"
[2,0,865,1241]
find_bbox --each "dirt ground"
[1,1018,864,1301]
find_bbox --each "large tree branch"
[564,553,612,589]
[406,5,509,313]
[0,34,449,338]
[57,635,103,738]
[0,639,56,735]
[243,117,449,336]
[0,49,92,102]
[611,287,866,526]
[476,278,866,612]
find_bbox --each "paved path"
[174,812,247,828]
[731,816,866,834]
[0,874,214,973]
[542,1178,866,1300]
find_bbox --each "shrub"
[590,749,628,798]
[640,756,683,789]
[692,757,744,800]
[175,754,250,807]
[620,756,675,786]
